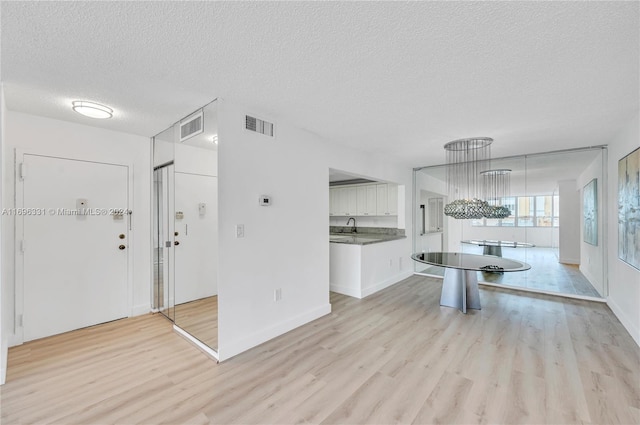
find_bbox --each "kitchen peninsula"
[330,226,409,298]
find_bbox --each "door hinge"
[19,162,26,180]
[20,240,26,253]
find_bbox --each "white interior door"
[174,172,218,305]
[21,154,129,341]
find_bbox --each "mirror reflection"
[414,147,606,299]
[152,100,219,353]
[153,127,175,321]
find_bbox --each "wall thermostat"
[259,195,271,206]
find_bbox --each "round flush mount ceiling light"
[71,101,113,119]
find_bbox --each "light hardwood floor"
[175,296,218,350]
[2,275,638,424]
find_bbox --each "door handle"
[174,241,180,246]
[118,244,126,250]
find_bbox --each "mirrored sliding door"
[413,146,607,300]
[152,100,219,353]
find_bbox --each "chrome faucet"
[346,217,357,233]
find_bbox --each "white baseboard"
[0,337,7,385]
[607,297,640,347]
[173,324,219,361]
[579,266,604,297]
[559,257,580,265]
[131,303,151,317]
[330,283,362,298]
[219,303,331,362]
[8,333,21,348]
[361,270,413,298]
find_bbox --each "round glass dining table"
[460,239,534,257]
[411,252,531,313]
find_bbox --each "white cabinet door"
[329,188,339,216]
[376,184,388,215]
[336,188,349,215]
[376,183,398,216]
[335,187,357,215]
[356,186,367,216]
[346,187,357,216]
[366,185,377,215]
[387,184,398,215]
[356,186,377,216]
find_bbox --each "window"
[472,195,559,227]
[553,195,559,227]
[501,197,516,227]
[535,196,553,227]
[517,196,534,227]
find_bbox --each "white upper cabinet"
[356,185,377,216]
[329,188,339,216]
[330,183,397,216]
[387,184,398,215]
[346,187,358,216]
[332,186,357,216]
[376,183,398,216]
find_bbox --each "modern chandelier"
[481,169,512,219]
[443,137,512,220]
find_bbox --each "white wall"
[558,180,581,264]
[0,84,7,384]
[607,112,640,346]
[2,111,152,347]
[217,98,413,361]
[577,153,605,296]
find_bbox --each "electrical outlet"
[236,224,244,238]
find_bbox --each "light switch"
[236,224,244,238]
[199,203,206,215]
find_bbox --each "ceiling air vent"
[180,110,204,142]
[245,115,274,137]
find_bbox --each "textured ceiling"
[1,1,638,166]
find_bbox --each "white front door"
[20,154,129,341]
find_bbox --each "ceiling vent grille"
[180,110,204,142]
[245,115,274,137]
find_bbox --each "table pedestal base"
[441,269,481,313]
[482,245,502,257]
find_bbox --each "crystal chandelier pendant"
[443,137,493,219]
[443,198,493,219]
[480,168,512,219]
[484,205,511,219]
